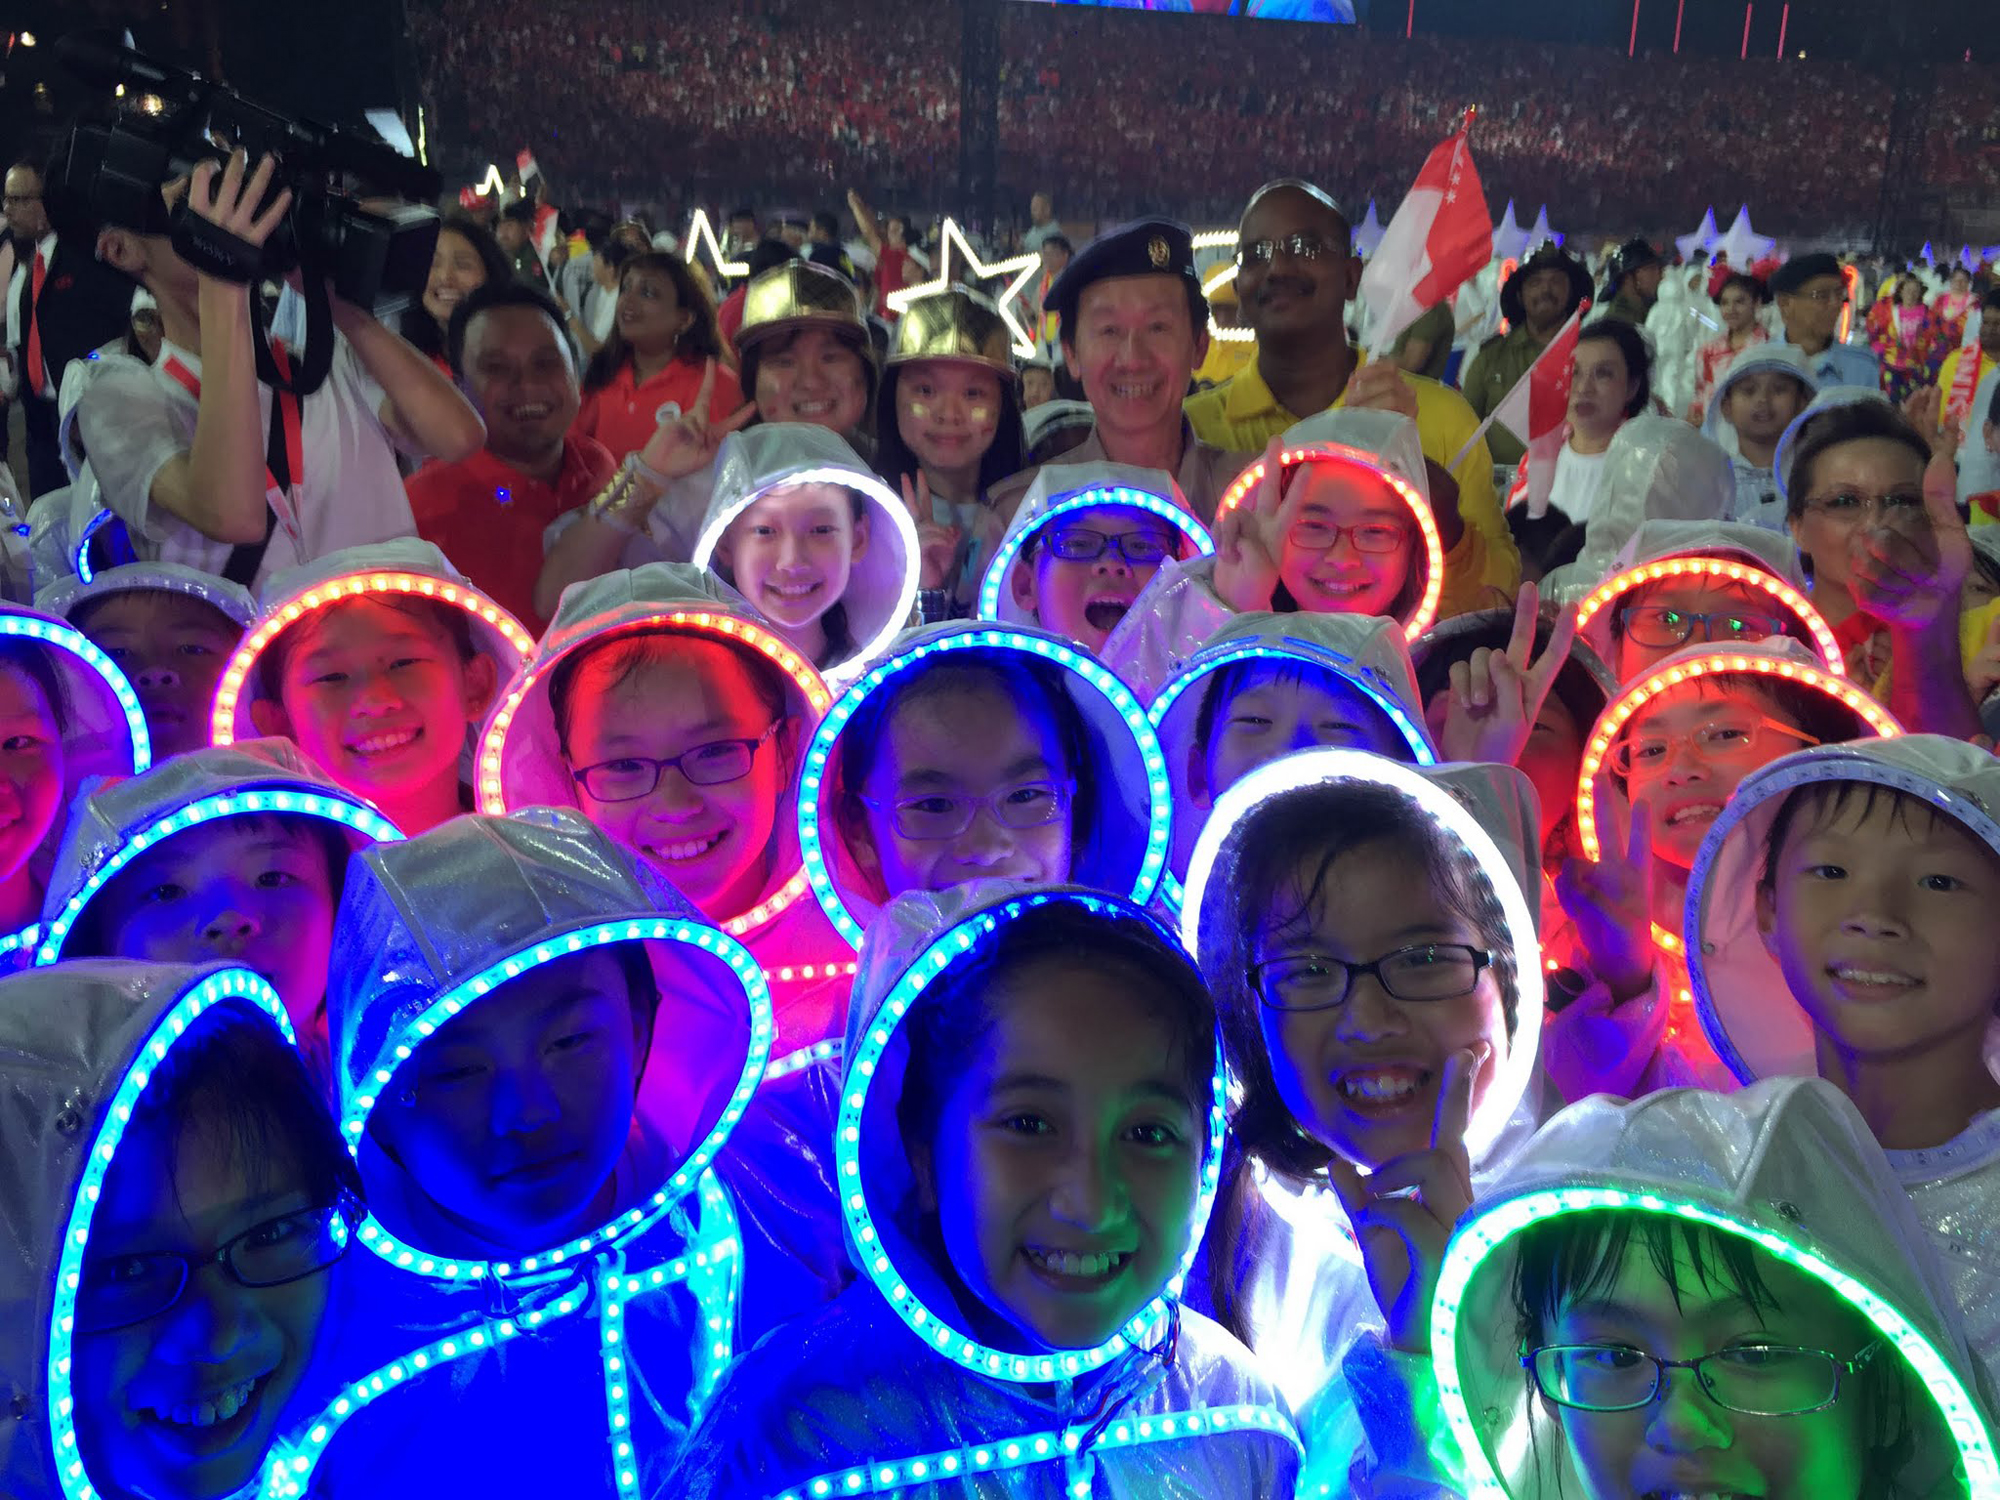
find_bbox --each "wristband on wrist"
[623,450,672,489]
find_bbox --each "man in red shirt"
[406,281,614,627]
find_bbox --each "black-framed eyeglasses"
[1525,1341,1880,1416]
[1252,943,1493,1012]
[77,1196,360,1334]
[1041,526,1176,565]
[1287,518,1408,554]
[1800,489,1926,523]
[1617,604,1789,650]
[571,722,782,802]
[857,778,1074,841]
[1236,233,1343,268]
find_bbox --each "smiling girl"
[215,539,533,836]
[1183,749,1546,1491]
[668,883,1301,1499]
[1104,407,1445,700]
[0,961,359,1500]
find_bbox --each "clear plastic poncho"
[666,881,1305,1499]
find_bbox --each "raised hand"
[1432,583,1577,765]
[1325,1045,1482,1355]
[639,358,757,483]
[187,149,293,250]
[1847,431,1971,630]
[1341,361,1421,422]
[1556,778,1657,1002]
[1212,437,1291,614]
[900,470,963,592]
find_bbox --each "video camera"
[46,36,442,388]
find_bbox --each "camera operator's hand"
[187,150,293,265]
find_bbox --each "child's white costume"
[1688,734,2000,1393]
[667,882,1303,1499]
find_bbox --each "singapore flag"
[1359,111,1493,357]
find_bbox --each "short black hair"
[499,200,536,226]
[1574,318,1653,418]
[1042,234,1073,256]
[811,210,840,239]
[446,278,571,378]
[745,240,796,279]
[1717,272,1772,306]
[729,206,758,224]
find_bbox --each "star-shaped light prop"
[474,162,505,198]
[1714,205,1774,269]
[1675,206,1720,262]
[684,209,748,284]
[1525,204,1562,249]
[1491,200,1531,263]
[891,219,1039,357]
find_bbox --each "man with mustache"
[1185,179,1520,615]
[1460,242,1594,468]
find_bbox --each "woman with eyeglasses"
[1542,640,1898,1106]
[1182,748,1549,1495]
[1103,406,1445,700]
[0,961,360,1500]
[1778,388,1990,739]
[1435,1078,1994,1500]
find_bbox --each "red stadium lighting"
[1629,0,1640,58]
[1406,0,1414,38]
[1674,0,1685,52]
[1741,2,1753,59]
[1776,3,1789,57]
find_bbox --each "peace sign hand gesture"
[1212,438,1292,614]
[1430,583,1577,766]
[639,358,757,484]
[900,471,964,592]
[1555,778,1657,1003]
[1325,1045,1483,1355]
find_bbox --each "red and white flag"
[516,149,540,184]
[532,202,563,269]
[1359,110,1493,356]
[1451,300,1587,517]
[457,185,489,212]
[1945,303,1985,428]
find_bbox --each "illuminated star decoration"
[684,208,748,284]
[1191,229,1256,347]
[891,219,1039,358]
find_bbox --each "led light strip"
[1191,229,1258,347]
[770,1402,1299,1500]
[71,509,122,585]
[690,466,921,688]
[35,790,402,966]
[46,968,291,1500]
[1,612,151,773]
[1571,557,1845,676]
[1428,1186,2000,1499]
[1180,748,1544,1165]
[0,922,43,963]
[1144,639,1437,917]
[797,628,1173,949]
[835,890,1224,1383]
[343,920,773,1284]
[1211,446,1446,641]
[212,571,537,745]
[1573,652,1900,866]
[976,486,1215,625]
[761,1037,843,1086]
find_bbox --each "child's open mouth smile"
[1021,1242,1135,1292]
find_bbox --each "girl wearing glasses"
[1568,516,1839,683]
[1435,1078,1995,1500]
[1103,408,1444,701]
[482,563,854,1060]
[218,539,532,837]
[1181,748,1548,1494]
[1688,735,2000,1387]
[1543,640,1897,1105]
[982,461,1212,653]
[1776,388,1992,739]
[801,619,1172,949]
[0,960,359,1500]
[692,424,919,687]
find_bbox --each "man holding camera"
[70,149,485,587]
[3,160,137,498]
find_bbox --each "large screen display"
[1018,0,1359,22]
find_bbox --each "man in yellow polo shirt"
[1185,178,1519,618]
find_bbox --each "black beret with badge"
[1044,217,1206,340]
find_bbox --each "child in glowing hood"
[1687,734,2000,1392]
[667,881,1301,1499]
[298,808,778,1497]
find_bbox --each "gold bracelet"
[587,466,649,535]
